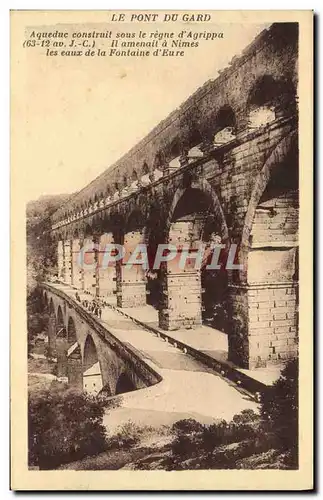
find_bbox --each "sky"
[18,20,269,201]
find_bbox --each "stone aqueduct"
[42,285,161,396]
[46,23,299,375]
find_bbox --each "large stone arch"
[82,333,114,396]
[113,205,148,309]
[158,176,230,331]
[115,372,136,395]
[228,128,298,369]
[166,176,229,241]
[82,334,103,395]
[81,330,150,397]
[42,284,162,396]
[239,129,298,281]
[142,198,169,309]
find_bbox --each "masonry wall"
[49,23,299,371]
[51,23,298,224]
[45,289,157,395]
[245,188,298,368]
[247,284,298,367]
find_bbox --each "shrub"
[168,413,259,470]
[171,418,204,436]
[108,421,151,450]
[168,405,303,470]
[27,287,49,350]
[260,358,298,467]
[28,383,110,469]
[167,359,299,470]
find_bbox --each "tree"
[27,287,49,354]
[26,193,72,293]
[261,358,298,467]
[28,383,109,469]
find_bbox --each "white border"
[4,2,320,498]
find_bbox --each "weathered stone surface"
[49,23,299,370]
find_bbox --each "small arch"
[248,75,289,108]
[240,129,298,278]
[55,305,67,376]
[49,298,55,316]
[115,372,136,395]
[142,162,149,175]
[83,335,98,368]
[47,299,57,358]
[215,106,236,131]
[125,209,146,233]
[241,130,297,249]
[109,214,125,244]
[43,292,48,310]
[83,335,103,395]
[169,138,181,159]
[67,342,83,390]
[57,305,64,330]
[140,162,152,186]
[212,106,237,145]
[154,152,165,169]
[167,138,182,169]
[67,316,77,345]
[131,169,138,181]
[84,224,92,238]
[166,178,229,241]
[247,75,296,127]
[187,127,203,149]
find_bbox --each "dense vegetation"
[26,195,298,472]
[28,358,298,470]
[28,382,113,470]
[27,287,49,352]
[26,193,72,292]
[163,359,298,470]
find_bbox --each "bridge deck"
[46,283,272,430]
[105,300,281,387]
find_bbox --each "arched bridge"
[42,284,161,396]
[48,23,299,371]
[40,282,262,422]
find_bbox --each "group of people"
[75,291,103,319]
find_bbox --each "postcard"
[10,10,313,490]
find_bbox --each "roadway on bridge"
[51,284,259,431]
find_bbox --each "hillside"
[26,193,73,292]
[27,193,73,220]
